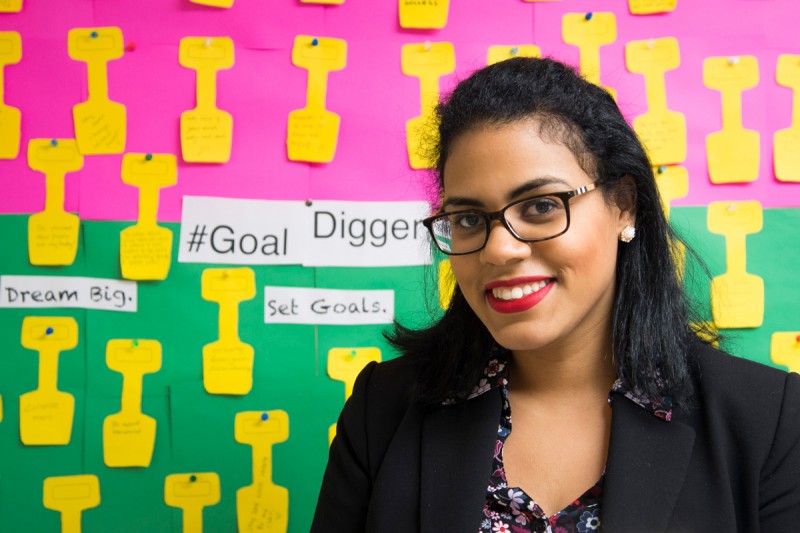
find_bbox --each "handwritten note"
[399,0,450,29]
[264,287,394,325]
[165,473,221,532]
[562,12,617,99]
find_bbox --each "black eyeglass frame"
[422,182,598,256]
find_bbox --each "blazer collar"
[602,394,696,533]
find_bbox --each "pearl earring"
[620,225,636,243]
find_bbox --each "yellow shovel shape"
[402,42,455,170]
[487,45,540,66]
[399,0,450,29]
[703,56,760,184]
[20,317,78,446]
[562,12,617,99]
[43,474,100,533]
[0,31,21,159]
[287,36,347,163]
[165,472,221,533]
[179,37,234,163]
[103,339,161,467]
[707,201,764,329]
[27,138,84,266]
[190,0,234,7]
[202,268,256,395]
[653,165,688,278]
[770,332,800,374]
[626,38,686,166]
[628,0,676,15]
[775,54,800,182]
[120,153,178,280]
[327,348,381,445]
[68,27,126,155]
[236,410,289,533]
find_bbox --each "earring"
[619,225,636,243]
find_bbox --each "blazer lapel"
[603,394,696,533]
[420,388,501,533]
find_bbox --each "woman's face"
[443,119,633,356]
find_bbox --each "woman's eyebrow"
[441,176,572,209]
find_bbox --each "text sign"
[305,200,431,266]
[264,287,394,325]
[0,275,137,312]
[179,196,308,265]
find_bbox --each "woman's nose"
[479,221,532,265]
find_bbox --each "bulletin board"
[0,1,798,532]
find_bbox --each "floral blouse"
[448,345,673,533]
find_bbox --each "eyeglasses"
[422,182,598,255]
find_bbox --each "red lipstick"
[485,277,555,314]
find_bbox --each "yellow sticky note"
[27,139,84,266]
[626,38,686,165]
[301,0,344,3]
[327,348,381,445]
[704,56,760,184]
[0,0,22,12]
[487,45,540,66]
[20,317,78,446]
[402,42,455,170]
[120,153,177,280]
[179,37,235,163]
[438,259,456,310]
[43,474,100,533]
[103,339,161,468]
[775,54,800,183]
[190,0,234,7]
[165,473,221,533]
[287,36,347,163]
[0,32,22,159]
[236,410,289,533]
[202,268,256,395]
[562,12,617,99]
[707,201,764,329]
[68,27,126,155]
[399,0,449,29]
[654,165,688,277]
[629,0,677,15]
[771,332,800,373]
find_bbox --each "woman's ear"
[614,175,637,228]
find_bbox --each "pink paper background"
[0,0,798,223]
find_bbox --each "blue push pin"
[260,412,269,422]
[45,327,54,336]
[50,139,58,147]
[91,31,98,38]
[657,165,667,174]
[585,12,593,20]
[311,38,319,46]
[510,47,519,56]
[145,153,153,161]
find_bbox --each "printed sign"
[263,287,394,325]
[0,276,137,312]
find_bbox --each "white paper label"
[264,287,394,325]
[178,196,308,265]
[0,276,137,312]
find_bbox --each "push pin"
[50,139,58,147]
[349,350,357,359]
[189,474,197,483]
[510,47,519,56]
[45,327,54,336]
[90,31,98,39]
[727,56,740,66]
[726,203,738,212]
[311,38,319,47]
[260,412,269,422]
[657,165,666,174]
[204,38,213,47]
[796,334,800,343]
[647,39,655,50]
[145,153,153,161]
[305,199,313,206]
[424,41,432,52]
[132,339,139,348]
[125,42,136,53]
[585,12,593,21]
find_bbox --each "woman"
[311,57,800,532]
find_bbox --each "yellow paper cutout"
[562,12,617,99]
[707,201,764,329]
[0,0,22,12]
[190,0,234,7]
[775,54,800,182]
[626,38,686,165]
[0,393,3,423]
[27,138,84,266]
[103,339,161,467]
[43,474,100,533]
[287,36,347,163]
[179,37,235,163]
[629,0,676,15]
[327,348,382,444]
[68,27,126,155]
[438,258,456,310]
[165,472,221,533]
[703,56,760,184]
[399,0,449,29]
[654,165,688,276]
[487,45,540,66]
[0,32,22,159]
[20,317,78,446]
[402,42,455,169]
[235,410,289,533]
[301,0,344,4]
[770,332,800,373]
[202,268,256,395]
[120,153,178,280]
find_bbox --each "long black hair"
[387,57,715,407]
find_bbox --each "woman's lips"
[485,278,555,313]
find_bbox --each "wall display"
[1,1,799,531]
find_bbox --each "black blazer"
[311,343,800,532]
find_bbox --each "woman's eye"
[522,198,560,216]
[453,213,483,229]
